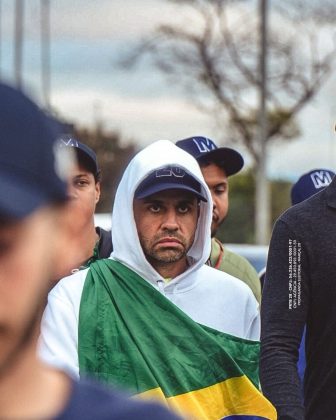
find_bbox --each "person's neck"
[150,258,188,279]
[0,343,71,419]
[77,223,99,264]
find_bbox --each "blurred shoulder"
[49,268,89,303]
[57,379,181,420]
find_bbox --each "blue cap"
[135,166,207,202]
[0,84,68,219]
[176,136,244,176]
[291,169,335,205]
[57,135,100,177]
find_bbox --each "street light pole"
[41,0,51,110]
[14,0,24,90]
[255,0,270,244]
[0,0,2,80]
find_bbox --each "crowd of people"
[1,82,334,419]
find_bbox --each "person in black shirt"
[260,170,336,419]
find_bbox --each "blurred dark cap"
[0,83,69,219]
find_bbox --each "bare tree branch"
[120,0,336,165]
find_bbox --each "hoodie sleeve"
[246,302,260,341]
[260,218,308,420]
[38,271,87,379]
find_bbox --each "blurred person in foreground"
[260,168,336,420]
[57,135,112,274]
[176,136,261,303]
[0,83,182,420]
[40,140,276,419]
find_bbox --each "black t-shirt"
[55,379,181,420]
[96,227,113,259]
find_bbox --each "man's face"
[67,163,100,230]
[200,163,229,237]
[133,189,199,273]
[0,208,57,376]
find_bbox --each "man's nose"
[161,209,179,231]
[211,193,216,210]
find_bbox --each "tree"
[217,171,292,244]
[122,0,336,242]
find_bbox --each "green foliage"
[216,171,292,244]
[270,179,292,226]
[217,171,256,244]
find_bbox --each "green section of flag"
[78,259,260,396]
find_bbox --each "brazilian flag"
[78,259,276,420]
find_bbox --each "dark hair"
[95,170,102,183]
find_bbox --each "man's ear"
[95,181,101,204]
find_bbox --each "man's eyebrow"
[73,173,89,178]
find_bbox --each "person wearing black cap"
[176,136,261,303]
[291,168,335,205]
[0,84,182,420]
[57,135,112,276]
[39,140,271,419]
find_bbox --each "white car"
[224,243,268,275]
[94,213,111,231]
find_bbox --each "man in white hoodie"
[40,140,275,419]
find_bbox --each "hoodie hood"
[111,140,213,285]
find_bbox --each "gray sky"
[1,0,336,180]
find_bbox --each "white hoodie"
[39,140,260,378]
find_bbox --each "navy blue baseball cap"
[135,166,207,202]
[57,135,100,178]
[291,169,335,205]
[0,83,69,219]
[176,136,244,176]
